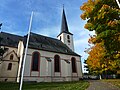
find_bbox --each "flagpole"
[19,11,34,90]
[115,0,120,8]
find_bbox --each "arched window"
[54,55,60,72]
[31,52,40,71]
[7,63,12,70]
[67,35,70,39]
[71,57,77,73]
[67,35,70,43]
[10,54,14,60]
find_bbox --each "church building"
[0,9,82,82]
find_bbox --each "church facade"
[0,9,82,82]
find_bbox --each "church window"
[10,54,14,60]
[7,63,12,70]
[60,36,61,40]
[54,55,60,72]
[67,35,70,43]
[31,52,40,71]
[68,40,70,43]
[71,57,77,73]
[67,35,70,39]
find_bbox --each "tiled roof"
[0,32,80,56]
[0,32,23,47]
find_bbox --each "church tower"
[57,8,74,51]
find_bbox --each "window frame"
[10,54,14,60]
[31,51,40,71]
[67,35,70,39]
[71,57,77,73]
[7,63,12,70]
[54,55,60,72]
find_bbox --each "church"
[0,9,83,82]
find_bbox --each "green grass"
[0,81,89,90]
[102,79,120,88]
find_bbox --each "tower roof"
[59,8,73,36]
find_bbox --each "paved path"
[86,80,120,90]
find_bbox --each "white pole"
[116,0,120,8]
[19,11,34,90]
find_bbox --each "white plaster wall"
[61,60,67,77]
[0,61,18,81]
[23,48,82,82]
[40,57,47,76]
[57,33,74,51]
[24,55,31,76]
[77,61,83,77]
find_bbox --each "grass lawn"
[102,79,120,88]
[0,80,89,90]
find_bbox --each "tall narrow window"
[67,35,70,39]
[71,57,77,73]
[7,63,12,70]
[32,52,40,71]
[54,55,60,72]
[10,54,14,60]
[67,35,70,43]
[60,36,61,40]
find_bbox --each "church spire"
[57,7,74,51]
[60,7,72,35]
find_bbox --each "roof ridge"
[1,31,23,38]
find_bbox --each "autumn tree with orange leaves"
[86,36,118,74]
[81,0,120,75]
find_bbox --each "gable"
[2,50,19,61]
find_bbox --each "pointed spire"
[60,6,73,35]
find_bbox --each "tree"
[80,0,120,74]
[86,36,118,75]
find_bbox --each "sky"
[0,0,95,72]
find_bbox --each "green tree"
[80,0,120,74]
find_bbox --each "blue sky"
[0,0,95,72]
